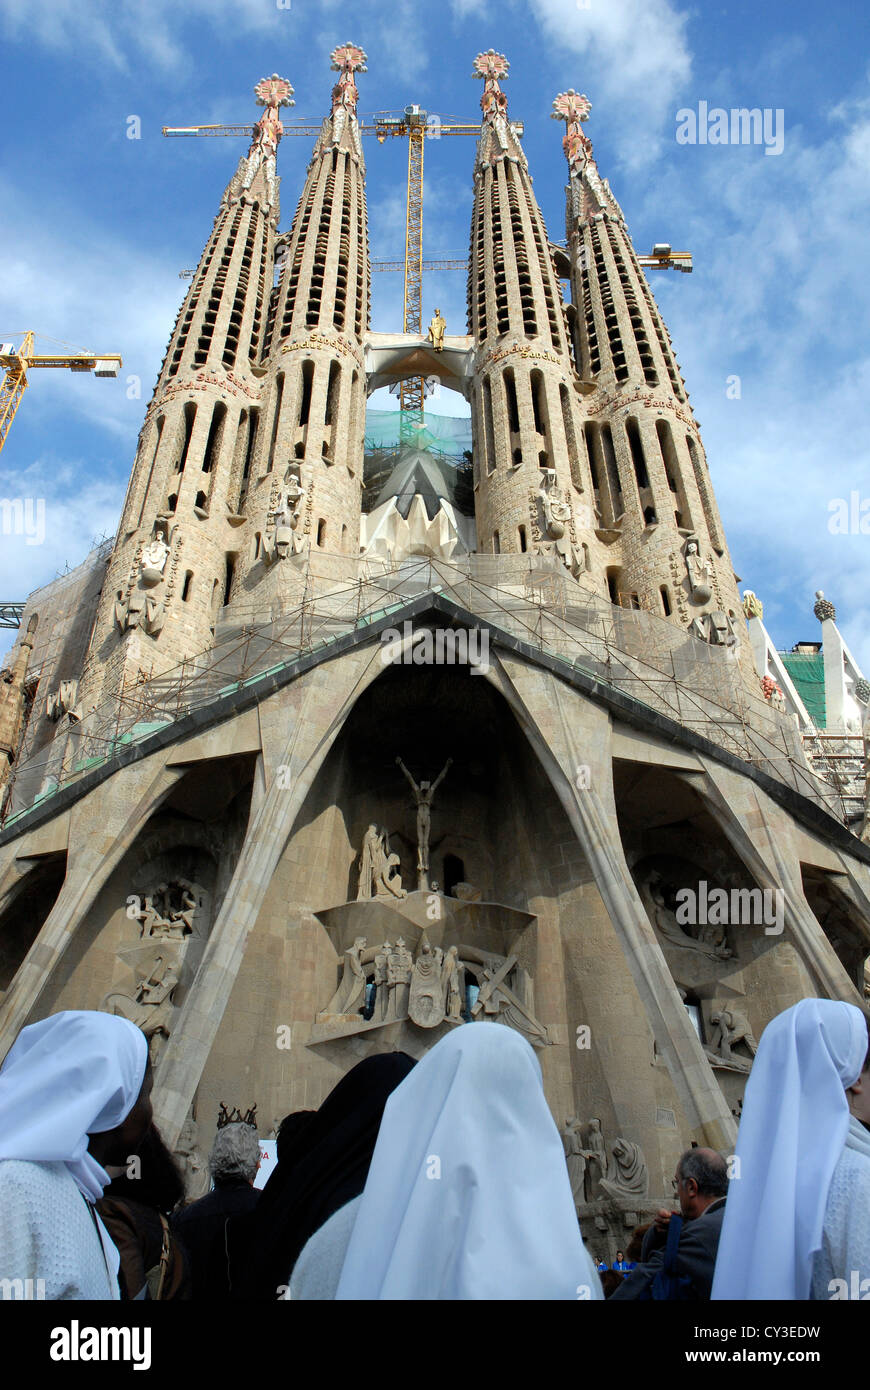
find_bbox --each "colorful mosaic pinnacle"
[330,42,368,74]
[330,42,367,115]
[552,89,593,175]
[473,50,510,122]
[253,74,295,111]
[472,49,509,81]
[249,74,294,159]
[551,90,591,125]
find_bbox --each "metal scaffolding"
[0,553,853,829]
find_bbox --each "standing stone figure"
[357,825,382,901]
[373,940,391,1023]
[396,755,453,888]
[409,934,445,1027]
[563,1117,588,1206]
[683,538,713,604]
[320,936,367,1018]
[583,1118,607,1198]
[427,308,446,351]
[442,945,464,1021]
[356,825,406,901]
[175,1116,211,1203]
[387,938,413,1021]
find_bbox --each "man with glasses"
[608,1149,728,1300]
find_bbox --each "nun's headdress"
[711,997,868,1300]
[336,1021,602,1300]
[0,1009,148,1203]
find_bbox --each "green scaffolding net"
[363,409,474,514]
[364,408,473,458]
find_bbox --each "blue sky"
[1,0,868,669]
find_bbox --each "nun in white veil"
[0,1010,151,1298]
[335,1021,602,1300]
[711,997,869,1301]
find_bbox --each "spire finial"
[552,89,592,176]
[814,590,836,622]
[330,42,367,115]
[473,50,510,123]
[250,73,295,157]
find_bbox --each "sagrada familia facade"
[1,46,868,1254]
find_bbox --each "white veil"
[0,1010,148,1203]
[335,1021,602,1300]
[711,997,868,1300]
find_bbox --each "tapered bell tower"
[553,89,742,643]
[234,43,371,587]
[467,52,596,579]
[78,75,295,713]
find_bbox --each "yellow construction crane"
[163,107,492,419]
[0,333,122,459]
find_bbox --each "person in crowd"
[0,1010,152,1299]
[172,1121,261,1300]
[608,1148,728,1300]
[230,1052,416,1300]
[98,1124,189,1299]
[275,1109,315,1165]
[330,1022,603,1300]
[711,997,870,1300]
[612,1249,630,1270]
[599,1268,624,1296]
[595,1258,608,1273]
[624,1223,650,1268]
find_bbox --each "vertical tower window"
[483,378,496,475]
[223,553,237,607]
[266,374,284,475]
[176,403,197,473]
[298,360,314,428]
[181,571,193,602]
[626,417,649,489]
[504,369,520,435]
[687,434,723,554]
[493,530,501,554]
[560,384,582,492]
[518,525,527,552]
[243,409,259,480]
[530,370,545,435]
[135,415,165,529]
[201,403,227,474]
[317,518,326,547]
[660,586,672,616]
[657,418,691,529]
[324,361,341,426]
[601,424,622,517]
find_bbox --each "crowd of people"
[0,997,867,1301]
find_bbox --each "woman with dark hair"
[228,1052,416,1300]
[97,1124,190,1300]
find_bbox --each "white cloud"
[0,173,184,441]
[636,93,870,668]
[0,0,282,72]
[526,0,693,166]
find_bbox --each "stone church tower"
[0,48,867,1266]
[468,53,595,578]
[552,90,741,642]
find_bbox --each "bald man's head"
[675,1148,728,1219]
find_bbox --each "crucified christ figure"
[395,756,452,887]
